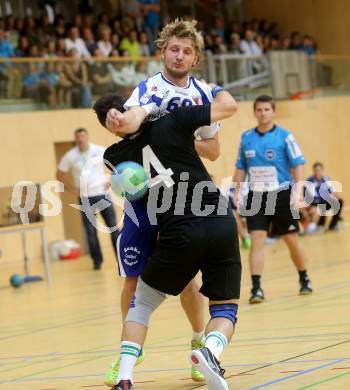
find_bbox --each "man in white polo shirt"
[57,128,119,270]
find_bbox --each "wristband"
[212,85,224,98]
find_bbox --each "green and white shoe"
[191,339,205,382]
[104,348,145,387]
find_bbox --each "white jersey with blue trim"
[124,72,220,139]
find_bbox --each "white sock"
[192,330,205,342]
[205,331,228,360]
[117,341,142,382]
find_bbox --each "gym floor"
[1,225,350,389]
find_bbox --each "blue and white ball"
[111,161,148,201]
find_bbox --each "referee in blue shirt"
[233,95,313,304]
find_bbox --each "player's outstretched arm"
[210,90,238,123]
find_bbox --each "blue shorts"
[116,201,158,277]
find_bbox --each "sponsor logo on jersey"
[123,246,141,266]
[140,93,152,104]
[245,150,256,158]
[265,149,276,160]
[151,85,157,91]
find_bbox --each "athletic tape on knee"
[125,278,166,327]
[209,303,238,326]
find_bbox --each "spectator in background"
[255,34,264,53]
[82,15,93,29]
[303,35,317,56]
[120,0,143,32]
[54,14,66,39]
[140,0,160,54]
[282,37,291,50]
[5,15,19,49]
[15,17,25,36]
[111,18,124,37]
[23,62,41,99]
[65,26,91,58]
[139,31,150,56]
[57,128,119,270]
[97,26,113,57]
[224,20,241,44]
[270,35,281,50]
[96,13,110,35]
[305,162,344,232]
[204,33,214,51]
[240,29,262,56]
[0,28,15,57]
[45,40,58,57]
[119,29,141,60]
[228,32,242,53]
[37,14,54,46]
[111,33,121,55]
[56,38,67,57]
[210,16,225,40]
[15,35,30,57]
[211,34,228,54]
[289,31,303,50]
[56,61,72,107]
[64,47,92,108]
[37,62,58,108]
[24,16,38,46]
[73,14,83,30]
[82,27,98,56]
[88,47,114,95]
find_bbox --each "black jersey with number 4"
[104,105,229,225]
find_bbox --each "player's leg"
[328,198,343,230]
[180,279,206,382]
[282,232,313,295]
[105,205,156,387]
[248,229,268,303]
[233,209,251,249]
[245,191,269,303]
[191,299,239,390]
[120,277,138,320]
[274,188,313,295]
[191,216,241,390]
[80,197,103,269]
[113,278,167,390]
[99,194,119,260]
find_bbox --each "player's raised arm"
[210,88,238,123]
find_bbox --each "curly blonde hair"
[155,19,204,61]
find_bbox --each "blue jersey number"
[166,97,193,112]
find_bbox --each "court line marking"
[297,369,350,389]
[247,359,345,389]
[187,338,350,389]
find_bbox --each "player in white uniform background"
[104,19,225,387]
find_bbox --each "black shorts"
[244,188,299,236]
[141,215,241,300]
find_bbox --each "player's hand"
[106,109,129,134]
[291,191,305,211]
[106,108,120,134]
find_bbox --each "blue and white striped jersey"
[124,72,220,139]
[236,125,305,191]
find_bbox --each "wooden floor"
[1,224,350,390]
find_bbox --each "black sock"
[299,270,308,282]
[252,275,261,290]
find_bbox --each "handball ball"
[10,274,24,288]
[111,161,148,201]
